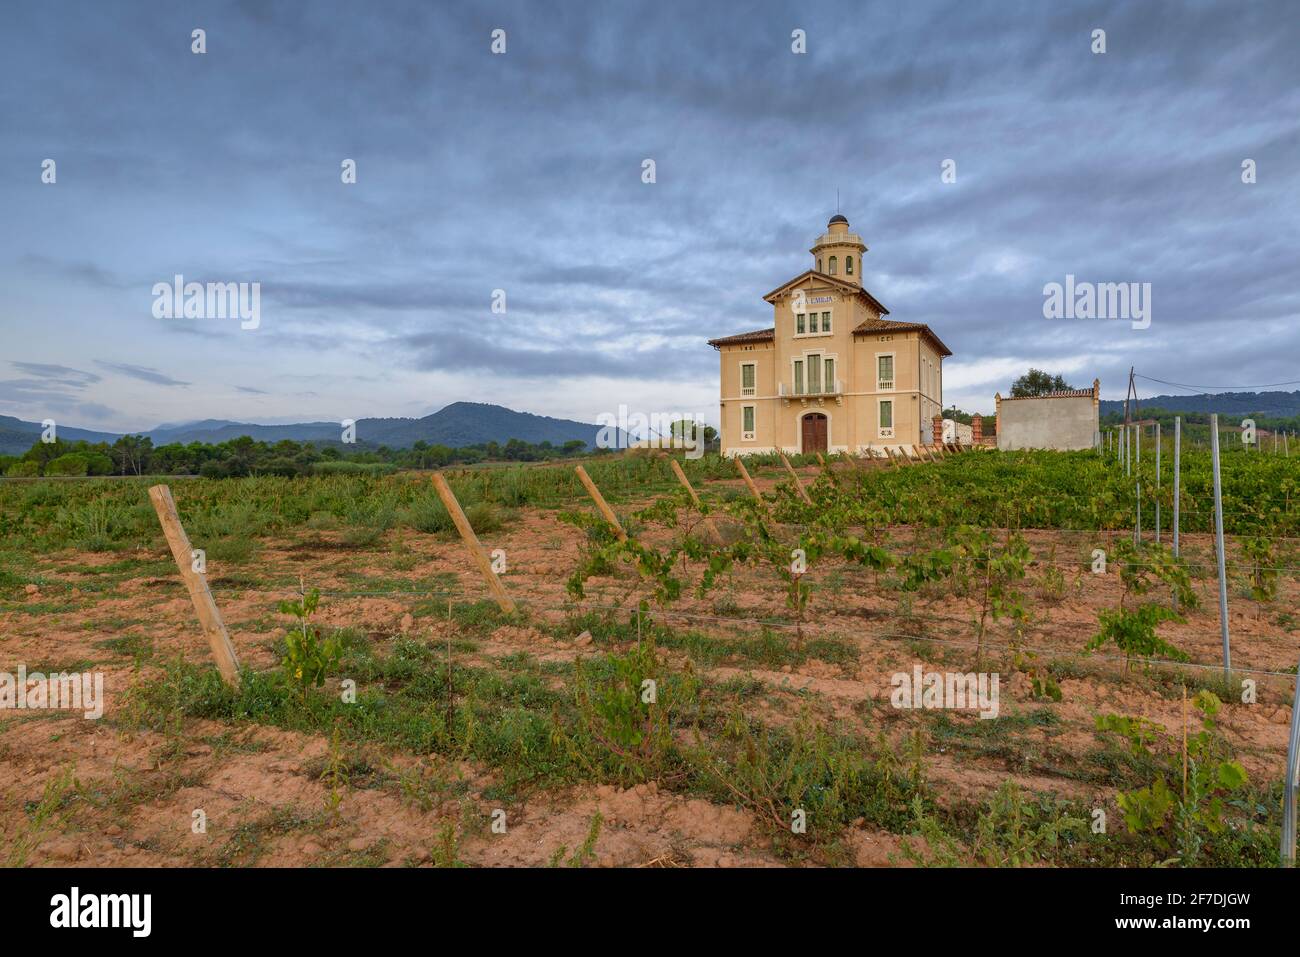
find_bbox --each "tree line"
[1098,407,1300,435]
[1,433,599,478]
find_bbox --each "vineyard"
[1,444,1297,868]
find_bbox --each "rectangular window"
[824,358,835,392]
[742,405,755,439]
[808,354,821,393]
[879,400,893,429]
[821,311,831,332]
[793,360,804,394]
[796,313,806,334]
[877,355,894,390]
[741,362,755,396]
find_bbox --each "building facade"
[708,215,952,456]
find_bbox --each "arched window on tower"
[846,256,854,275]
[817,258,823,272]
[828,256,838,275]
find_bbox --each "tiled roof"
[709,317,954,355]
[762,270,890,316]
[852,317,953,357]
[1001,389,1095,400]
[707,327,775,347]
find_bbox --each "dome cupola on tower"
[811,214,866,283]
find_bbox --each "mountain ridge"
[1098,390,1300,419]
[0,402,618,455]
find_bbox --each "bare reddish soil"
[2,466,1296,867]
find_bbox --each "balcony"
[811,231,864,250]
[779,379,843,403]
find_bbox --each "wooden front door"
[801,413,828,453]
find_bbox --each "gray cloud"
[0,361,105,413]
[9,362,101,387]
[0,0,1297,424]
[0,379,68,405]
[17,255,127,289]
[400,328,709,381]
[94,361,190,387]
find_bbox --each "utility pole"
[1122,367,1139,479]
[1122,367,1135,432]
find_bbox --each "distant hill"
[0,415,121,455]
[382,402,622,449]
[1100,390,1300,419]
[0,402,621,455]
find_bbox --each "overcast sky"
[1,0,1297,432]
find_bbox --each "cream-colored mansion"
[709,214,951,456]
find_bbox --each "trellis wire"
[219,580,1300,685]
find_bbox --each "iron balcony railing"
[811,231,864,248]
[779,379,843,398]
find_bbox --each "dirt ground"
[2,466,1296,867]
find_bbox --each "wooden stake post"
[574,465,627,541]
[669,458,722,543]
[148,484,241,689]
[431,472,517,614]
[778,452,813,504]
[733,457,766,506]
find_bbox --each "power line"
[1134,373,1300,393]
